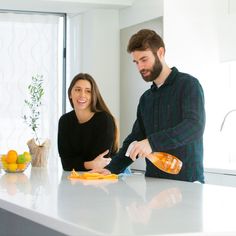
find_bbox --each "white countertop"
[1,165,236,236]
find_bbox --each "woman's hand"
[93,149,111,170]
[84,149,111,170]
[90,168,111,175]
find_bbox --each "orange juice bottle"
[147,152,182,175]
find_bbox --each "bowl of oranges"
[1,150,31,173]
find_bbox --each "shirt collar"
[151,67,178,91]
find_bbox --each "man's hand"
[129,139,152,161]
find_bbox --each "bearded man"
[97,29,206,183]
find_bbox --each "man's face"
[131,49,163,82]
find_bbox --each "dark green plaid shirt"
[107,67,205,183]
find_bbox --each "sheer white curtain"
[0,12,64,164]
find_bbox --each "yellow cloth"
[68,169,118,180]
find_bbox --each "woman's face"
[70,79,92,112]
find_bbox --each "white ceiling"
[0,0,135,13]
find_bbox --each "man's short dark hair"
[127,29,165,54]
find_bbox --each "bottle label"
[148,152,182,175]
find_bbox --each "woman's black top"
[58,110,115,171]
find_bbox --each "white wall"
[119,0,163,29]
[163,0,226,72]
[67,9,120,119]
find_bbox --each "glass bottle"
[147,152,182,175]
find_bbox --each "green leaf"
[23,74,44,141]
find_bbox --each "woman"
[58,73,118,171]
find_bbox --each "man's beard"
[140,55,163,82]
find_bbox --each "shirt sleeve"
[57,115,86,171]
[89,112,115,158]
[148,79,205,151]
[106,104,146,174]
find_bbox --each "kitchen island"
[0,165,236,236]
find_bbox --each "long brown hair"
[68,73,119,154]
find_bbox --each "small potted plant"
[23,74,50,167]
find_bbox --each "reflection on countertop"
[58,171,202,235]
[0,172,31,196]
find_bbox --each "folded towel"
[68,169,118,180]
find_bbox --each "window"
[0,11,65,165]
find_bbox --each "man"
[101,29,205,183]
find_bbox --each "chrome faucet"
[220,109,236,131]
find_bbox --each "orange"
[6,150,18,163]
[17,163,27,171]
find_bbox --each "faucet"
[220,109,236,131]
